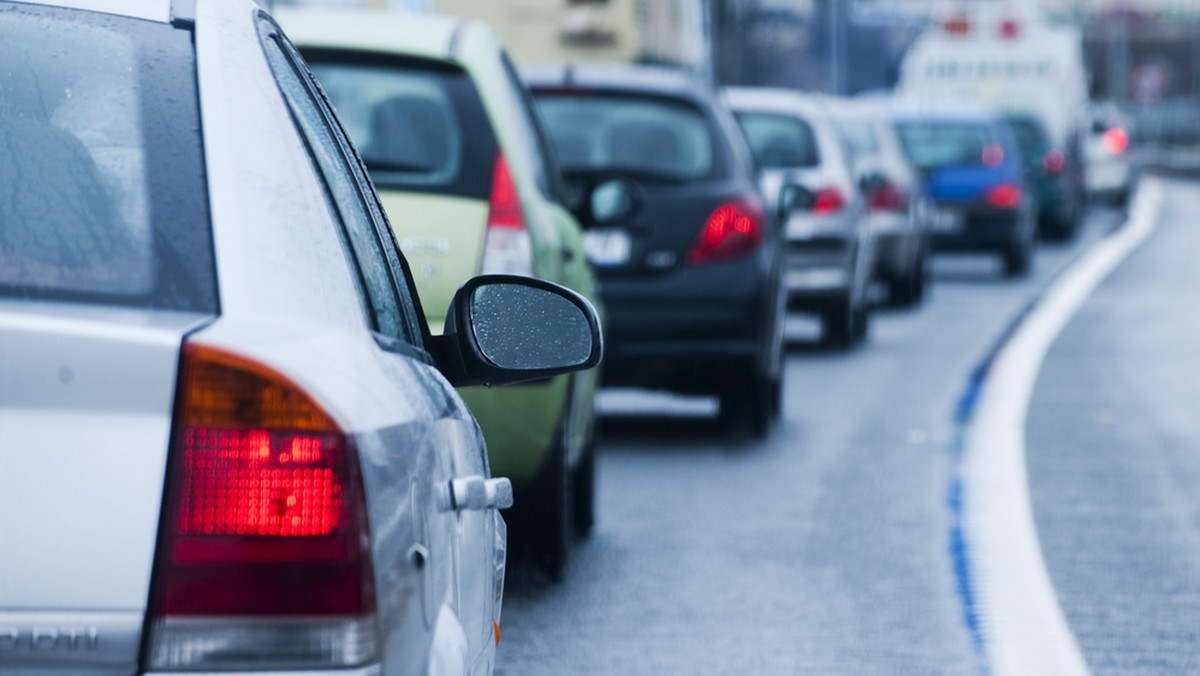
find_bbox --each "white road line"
[963,178,1163,675]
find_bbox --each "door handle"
[442,476,513,512]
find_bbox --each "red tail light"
[687,198,764,265]
[866,181,907,212]
[944,15,970,34]
[981,144,1005,167]
[1102,127,1128,155]
[813,187,846,215]
[148,343,376,670]
[999,19,1020,39]
[985,184,1022,208]
[481,152,534,276]
[1042,149,1065,174]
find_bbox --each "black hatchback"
[525,64,785,437]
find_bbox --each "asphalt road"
[494,194,1136,675]
[1028,178,1200,675]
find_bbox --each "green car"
[279,9,602,577]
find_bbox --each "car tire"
[523,418,572,580]
[571,432,596,538]
[719,372,771,439]
[823,299,854,348]
[1003,232,1033,278]
[889,256,925,308]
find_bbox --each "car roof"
[13,0,170,22]
[886,97,1002,124]
[523,62,714,102]
[273,7,483,63]
[721,86,832,119]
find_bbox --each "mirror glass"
[470,283,593,370]
[591,179,634,224]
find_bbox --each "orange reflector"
[494,621,501,645]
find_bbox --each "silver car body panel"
[1,1,501,674]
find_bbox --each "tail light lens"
[1102,127,1128,155]
[687,197,764,265]
[147,342,377,671]
[1042,149,1065,174]
[480,152,534,276]
[813,187,846,215]
[985,184,1022,208]
[866,180,907,212]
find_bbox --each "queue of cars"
[1,1,1130,675]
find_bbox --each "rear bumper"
[597,255,777,393]
[930,206,1023,252]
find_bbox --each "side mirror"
[571,177,639,226]
[428,275,604,387]
[777,183,815,219]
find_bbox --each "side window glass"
[258,16,423,346]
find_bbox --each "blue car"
[891,101,1037,277]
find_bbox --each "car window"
[831,117,880,165]
[895,121,999,170]
[303,50,497,201]
[733,111,820,169]
[1006,116,1050,160]
[0,3,215,312]
[258,16,424,348]
[536,93,716,181]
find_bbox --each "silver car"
[0,1,601,675]
[724,87,877,348]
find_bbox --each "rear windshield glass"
[535,94,715,181]
[304,51,496,200]
[734,112,820,168]
[1005,116,1049,160]
[895,121,998,170]
[831,118,879,164]
[0,3,213,311]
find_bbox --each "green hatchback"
[279,8,602,577]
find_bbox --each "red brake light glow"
[1103,127,1129,155]
[981,144,1005,167]
[1042,149,1065,174]
[999,19,1020,39]
[944,15,970,34]
[687,198,764,265]
[866,181,907,212]
[153,343,372,617]
[985,184,1022,209]
[487,153,524,230]
[813,187,846,215]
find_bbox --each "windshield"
[735,111,820,168]
[0,3,214,311]
[305,52,495,200]
[895,121,999,169]
[535,94,715,180]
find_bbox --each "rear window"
[1006,116,1049,159]
[534,93,716,181]
[895,121,999,170]
[831,118,880,164]
[0,3,214,311]
[734,111,819,168]
[304,50,496,200]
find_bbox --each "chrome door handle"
[443,476,513,511]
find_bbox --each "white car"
[0,1,601,675]
[1082,101,1136,204]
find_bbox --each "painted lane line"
[962,178,1163,676]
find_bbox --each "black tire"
[888,261,925,308]
[571,434,596,538]
[1003,233,1033,278]
[823,299,854,348]
[523,422,571,580]
[719,373,771,439]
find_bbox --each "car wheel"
[823,298,854,348]
[719,372,771,439]
[571,432,596,538]
[523,419,572,580]
[1003,232,1033,278]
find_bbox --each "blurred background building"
[272,0,1200,146]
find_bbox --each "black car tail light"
[686,197,765,265]
[146,342,377,671]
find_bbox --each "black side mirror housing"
[428,275,604,387]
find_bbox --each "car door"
[257,17,500,672]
